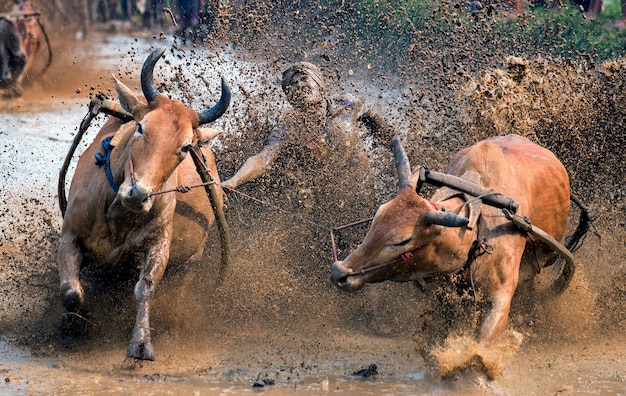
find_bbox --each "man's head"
[281,62,326,109]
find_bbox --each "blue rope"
[94,136,119,193]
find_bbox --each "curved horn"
[425,210,470,227]
[391,135,413,189]
[141,46,167,104]
[198,77,231,125]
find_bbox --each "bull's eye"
[392,239,411,247]
[181,144,193,154]
[134,124,144,137]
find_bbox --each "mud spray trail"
[1,2,625,395]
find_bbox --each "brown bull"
[58,47,230,360]
[331,134,588,347]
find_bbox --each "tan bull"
[331,134,588,347]
[57,47,230,360]
[15,0,42,88]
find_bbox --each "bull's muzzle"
[118,181,153,213]
[330,261,365,291]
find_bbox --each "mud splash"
[1,1,625,393]
[433,331,523,380]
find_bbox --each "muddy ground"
[1,5,626,395]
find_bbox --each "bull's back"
[447,134,570,240]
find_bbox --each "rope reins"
[152,179,375,263]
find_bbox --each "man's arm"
[221,126,286,190]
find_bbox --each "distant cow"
[331,134,588,347]
[0,16,26,93]
[58,47,230,360]
[0,1,48,96]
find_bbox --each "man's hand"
[221,178,237,192]
[359,108,395,145]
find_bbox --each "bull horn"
[141,46,167,104]
[425,210,469,227]
[391,135,413,189]
[198,77,231,125]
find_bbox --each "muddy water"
[1,29,626,395]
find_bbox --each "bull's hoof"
[60,289,88,337]
[127,341,154,361]
[60,308,89,338]
[63,289,83,313]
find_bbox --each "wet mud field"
[1,16,626,395]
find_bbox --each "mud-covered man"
[222,61,394,203]
[223,62,396,335]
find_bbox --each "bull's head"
[330,136,470,291]
[112,47,230,213]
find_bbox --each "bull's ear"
[113,75,143,114]
[197,127,220,146]
[410,170,420,190]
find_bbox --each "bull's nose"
[330,261,351,285]
[127,185,149,204]
[120,182,153,212]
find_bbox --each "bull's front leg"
[477,252,521,345]
[479,287,516,344]
[127,237,170,361]
[15,49,37,93]
[57,231,86,334]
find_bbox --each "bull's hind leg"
[127,241,169,361]
[57,232,86,334]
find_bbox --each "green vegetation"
[344,0,626,64]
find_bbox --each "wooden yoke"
[189,146,231,280]
[415,165,520,213]
[415,164,576,266]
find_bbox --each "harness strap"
[95,136,119,193]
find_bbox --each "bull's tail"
[551,193,592,295]
[565,193,591,253]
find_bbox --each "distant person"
[585,0,603,20]
[585,0,626,28]
[176,0,203,37]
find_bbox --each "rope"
[58,97,101,217]
[162,182,375,262]
[150,180,217,196]
[194,183,372,262]
[221,185,332,232]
